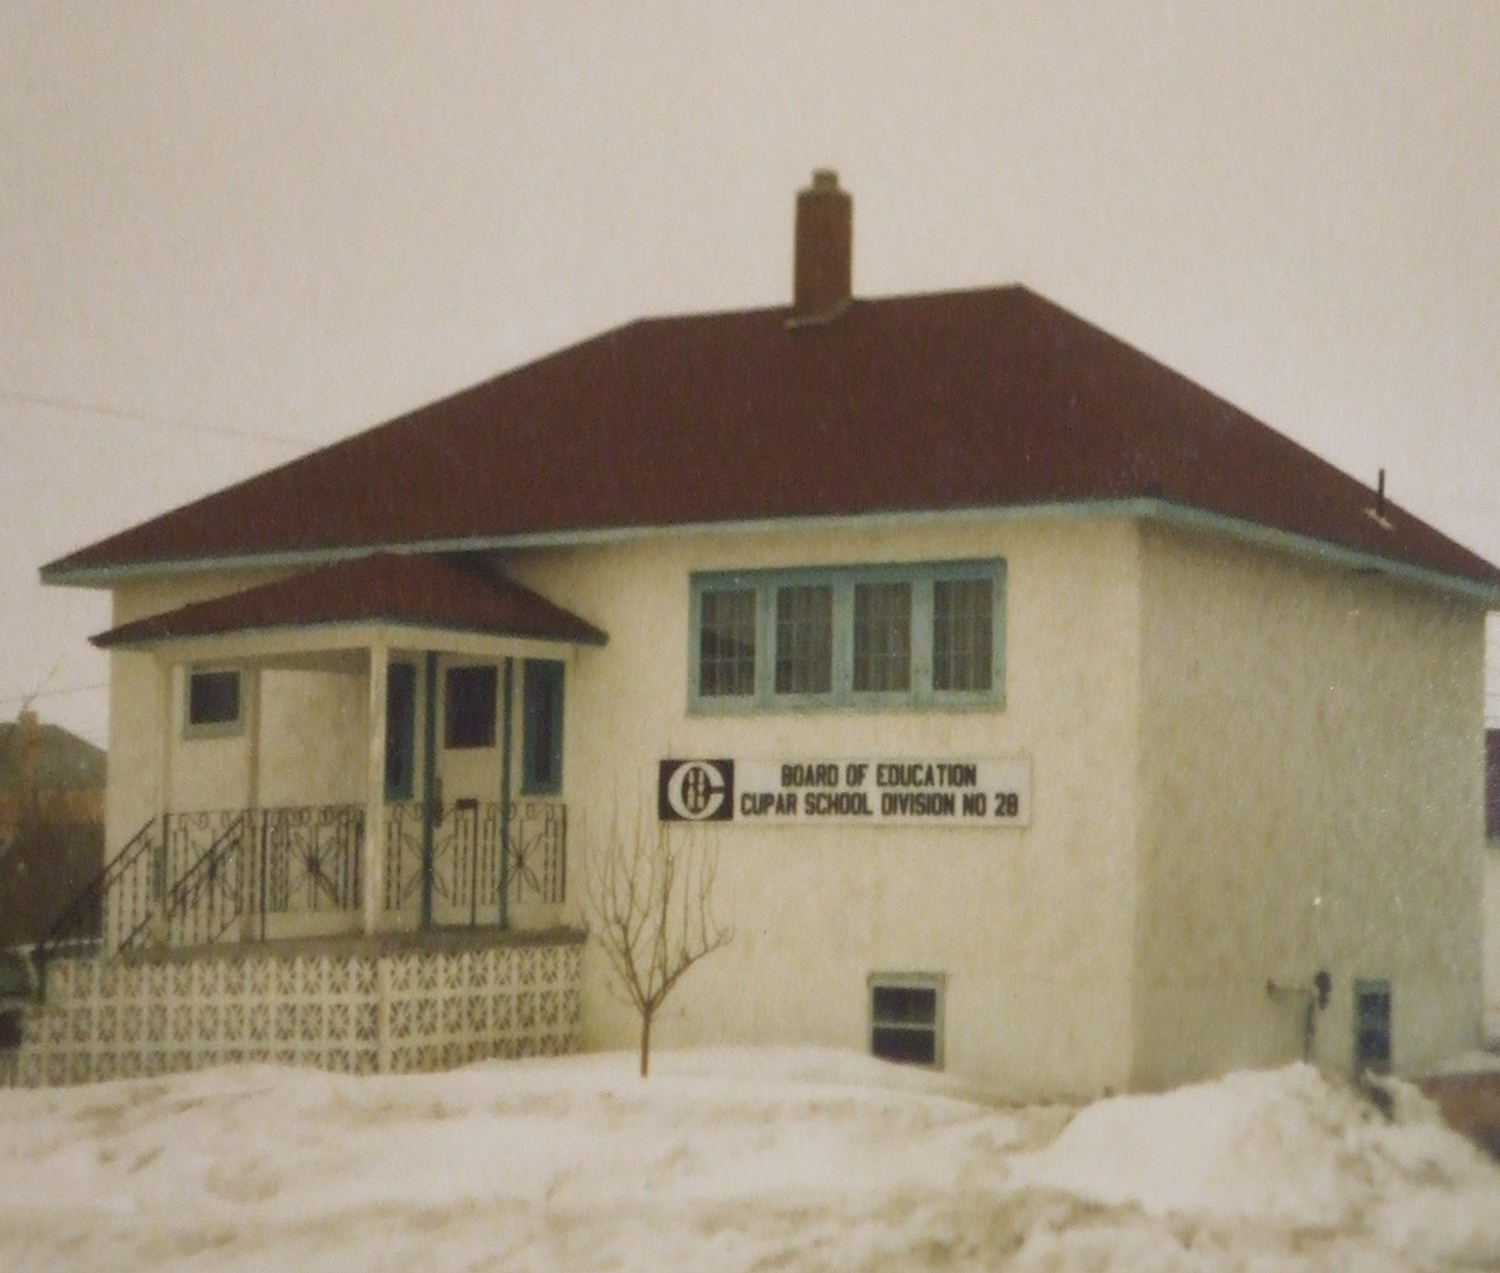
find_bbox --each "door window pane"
[853,582,912,692]
[774,584,833,694]
[445,665,497,749]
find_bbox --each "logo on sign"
[658,759,735,822]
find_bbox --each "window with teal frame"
[522,660,565,795]
[689,559,1005,712]
[384,661,417,800]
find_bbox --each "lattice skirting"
[1,941,582,1088]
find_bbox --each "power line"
[0,386,314,449]
[0,683,108,709]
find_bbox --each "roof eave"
[93,614,609,653]
[46,499,1500,607]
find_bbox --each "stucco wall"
[505,515,1143,1101]
[1133,524,1485,1087]
[105,569,365,852]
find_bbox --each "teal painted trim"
[1137,500,1500,605]
[498,656,514,932]
[419,652,437,931]
[95,614,607,652]
[47,497,1500,606]
[688,559,1006,715]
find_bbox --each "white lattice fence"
[1,940,582,1088]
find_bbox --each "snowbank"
[1,1050,1498,1272]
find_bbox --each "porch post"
[156,656,174,836]
[243,665,263,941]
[244,666,262,809]
[363,639,389,935]
[149,655,175,950]
[498,656,514,931]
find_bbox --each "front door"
[433,658,504,924]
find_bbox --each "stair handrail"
[116,811,250,954]
[31,814,157,998]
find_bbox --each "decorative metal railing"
[383,799,567,919]
[34,799,566,973]
[119,812,251,952]
[32,815,155,994]
[33,797,573,977]
[254,804,363,930]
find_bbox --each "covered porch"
[82,553,606,956]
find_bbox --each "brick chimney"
[792,170,852,323]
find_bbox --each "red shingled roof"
[91,553,607,649]
[44,285,1500,594]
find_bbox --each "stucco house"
[20,172,1500,1098]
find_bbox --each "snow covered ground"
[2,1048,1499,1272]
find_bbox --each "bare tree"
[587,813,732,1077]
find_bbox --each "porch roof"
[90,552,608,650]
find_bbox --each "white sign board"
[657,757,1031,827]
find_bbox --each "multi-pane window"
[691,560,1003,710]
[699,588,757,698]
[853,582,912,692]
[869,974,944,1068]
[775,584,833,694]
[933,578,993,692]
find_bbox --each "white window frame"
[182,665,245,740]
[867,971,946,1069]
[689,559,1005,713]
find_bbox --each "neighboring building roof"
[91,552,608,649]
[42,285,1500,599]
[0,719,105,793]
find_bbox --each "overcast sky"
[2,2,1498,745]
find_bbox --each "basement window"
[869,972,944,1068]
[1353,979,1392,1075]
[184,667,243,738]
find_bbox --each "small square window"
[775,584,833,695]
[869,973,944,1068]
[700,588,757,697]
[445,665,497,749]
[184,668,242,737]
[1354,979,1392,1075]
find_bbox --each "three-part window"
[691,560,1005,710]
